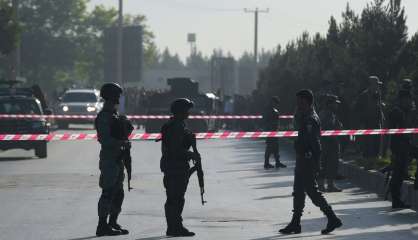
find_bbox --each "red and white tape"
[0,114,294,120]
[0,128,417,141]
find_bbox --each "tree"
[9,0,157,92]
[258,0,413,114]
[18,0,88,89]
[0,0,19,56]
[186,51,208,69]
[158,47,184,69]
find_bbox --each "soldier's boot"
[96,217,122,237]
[167,226,195,237]
[327,179,342,192]
[276,161,287,169]
[279,213,302,234]
[321,208,342,234]
[392,199,411,209]
[109,214,129,235]
[318,179,326,192]
[264,163,274,169]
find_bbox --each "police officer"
[388,90,414,209]
[398,79,418,190]
[95,83,129,236]
[318,95,343,192]
[354,76,385,161]
[262,96,287,169]
[160,98,199,237]
[279,90,342,235]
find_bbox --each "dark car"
[0,95,50,158]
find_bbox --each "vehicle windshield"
[62,92,97,103]
[0,99,42,114]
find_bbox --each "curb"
[339,160,418,210]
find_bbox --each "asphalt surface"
[0,125,418,240]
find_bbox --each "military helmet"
[369,76,383,85]
[100,83,122,103]
[170,98,194,114]
[296,89,314,105]
[326,94,341,104]
[401,79,413,91]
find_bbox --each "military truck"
[144,78,219,133]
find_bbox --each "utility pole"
[10,0,20,81]
[117,0,123,87]
[244,8,269,64]
[244,7,269,91]
[117,0,125,113]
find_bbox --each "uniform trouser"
[265,138,280,164]
[163,172,189,230]
[362,135,380,159]
[98,166,125,219]
[390,153,410,203]
[320,141,340,180]
[292,163,333,215]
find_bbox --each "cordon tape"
[0,114,294,120]
[0,128,417,141]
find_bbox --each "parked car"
[0,85,51,158]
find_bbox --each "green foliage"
[3,0,157,92]
[0,0,20,55]
[158,47,184,69]
[258,0,414,114]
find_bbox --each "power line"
[167,0,242,12]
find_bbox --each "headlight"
[87,106,96,112]
[62,106,69,112]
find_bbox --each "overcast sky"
[88,0,418,60]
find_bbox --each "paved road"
[0,126,417,240]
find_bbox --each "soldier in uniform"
[262,96,287,169]
[318,95,343,192]
[358,76,385,158]
[388,90,414,209]
[95,83,130,236]
[160,98,199,237]
[279,90,342,235]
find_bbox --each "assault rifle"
[112,115,134,191]
[187,132,206,205]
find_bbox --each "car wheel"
[35,141,47,158]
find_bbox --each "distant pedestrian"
[318,95,343,192]
[354,76,385,162]
[388,90,415,209]
[262,96,287,169]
